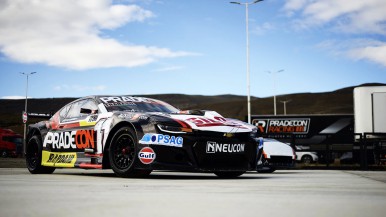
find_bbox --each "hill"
[1,83,384,135]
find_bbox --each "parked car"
[340,152,354,164]
[26,95,262,178]
[295,146,319,164]
[256,138,295,173]
[0,128,22,158]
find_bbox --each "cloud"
[1,96,28,100]
[0,0,193,70]
[283,0,386,67]
[284,0,386,34]
[347,41,386,67]
[251,22,276,36]
[283,0,307,14]
[54,85,107,92]
[316,39,386,67]
[154,66,184,72]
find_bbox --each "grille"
[191,137,256,171]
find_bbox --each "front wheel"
[109,127,151,178]
[214,171,245,178]
[26,135,55,174]
[1,150,7,158]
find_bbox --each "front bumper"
[137,131,259,172]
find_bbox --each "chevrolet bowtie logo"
[223,133,234,138]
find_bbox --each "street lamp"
[267,69,284,115]
[20,72,37,156]
[280,99,291,115]
[231,0,264,124]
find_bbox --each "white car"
[256,138,296,173]
[295,146,319,164]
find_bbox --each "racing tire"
[301,155,313,164]
[26,135,56,174]
[1,150,7,158]
[214,171,245,178]
[109,127,151,178]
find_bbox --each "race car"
[26,95,262,178]
[256,138,295,173]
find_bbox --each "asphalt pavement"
[0,169,385,217]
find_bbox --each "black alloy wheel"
[109,127,151,178]
[26,135,55,174]
[1,150,7,158]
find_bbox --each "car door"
[42,98,99,154]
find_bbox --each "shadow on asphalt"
[53,170,275,180]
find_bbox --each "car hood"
[110,110,256,133]
[168,110,256,133]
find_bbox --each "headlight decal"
[157,124,192,133]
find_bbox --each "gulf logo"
[138,147,156,164]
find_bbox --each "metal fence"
[272,133,386,170]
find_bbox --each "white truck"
[353,86,386,166]
[354,86,386,136]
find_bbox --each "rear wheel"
[214,171,245,178]
[109,127,151,178]
[26,135,55,174]
[301,155,313,164]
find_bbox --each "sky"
[0,0,385,99]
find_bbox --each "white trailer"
[354,86,386,136]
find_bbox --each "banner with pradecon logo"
[253,118,310,134]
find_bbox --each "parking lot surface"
[0,169,385,217]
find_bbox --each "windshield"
[99,96,180,113]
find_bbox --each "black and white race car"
[26,96,263,178]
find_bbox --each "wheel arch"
[102,121,142,169]
[26,126,43,150]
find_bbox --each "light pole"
[20,72,36,156]
[230,0,264,124]
[280,99,291,115]
[267,69,284,115]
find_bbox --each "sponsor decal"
[253,119,310,134]
[43,130,95,150]
[184,117,247,129]
[118,113,135,119]
[79,115,98,126]
[186,117,227,127]
[206,141,245,153]
[138,147,156,164]
[88,115,98,122]
[139,133,183,147]
[41,151,76,167]
[100,96,156,107]
[118,113,148,121]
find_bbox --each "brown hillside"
[0,83,384,135]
